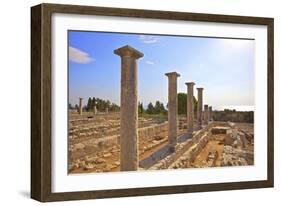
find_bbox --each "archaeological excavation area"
[68,45,254,174]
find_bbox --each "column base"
[169,145,176,153]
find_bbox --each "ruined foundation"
[68,111,254,173]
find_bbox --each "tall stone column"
[209,106,212,121]
[114,45,144,171]
[79,97,83,115]
[197,88,204,128]
[204,104,209,124]
[165,72,180,152]
[105,107,109,114]
[186,82,195,135]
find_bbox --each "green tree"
[177,93,187,114]
[146,102,155,114]
[110,103,120,112]
[68,103,73,109]
[177,93,198,115]
[86,97,92,111]
[90,96,120,112]
[96,98,105,111]
[153,101,167,114]
[159,102,167,114]
[106,100,110,107]
[154,101,162,114]
[138,102,144,114]
[193,96,198,113]
[92,97,96,106]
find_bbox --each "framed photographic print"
[31,3,274,202]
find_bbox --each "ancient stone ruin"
[165,72,180,152]
[68,45,254,173]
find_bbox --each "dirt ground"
[191,134,225,167]
[192,123,254,168]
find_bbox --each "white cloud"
[139,35,160,44]
[69,46,93,64]
[145,60,155,65]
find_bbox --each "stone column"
[78,98,83,115]
[209,106,212,121]
[165,72,180,152]
[197,88,204,128]
[93,105,97,115]
[186,82,195,135]
[105,107,109,114]
[204,104,209,124]
[114,45,144,171]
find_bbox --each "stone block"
[211,126,230,134]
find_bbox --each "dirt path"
[191,134,225,167]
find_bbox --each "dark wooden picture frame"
[31,3,274,202]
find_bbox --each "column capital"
[185,82,195,86]
[165,72,180,78]
[197,87,204,91]
[114,45,144,59]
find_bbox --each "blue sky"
[68,31,255,111]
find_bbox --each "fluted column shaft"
[114,45,144,171]
[165,72,180,151]
[79,98,83,115]
[197,88,204,128]
[186,82,195,135]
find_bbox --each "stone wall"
[213,110,254,123]
[70,122,168,153]
[138,122,168,140]
[148,122,215,170]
